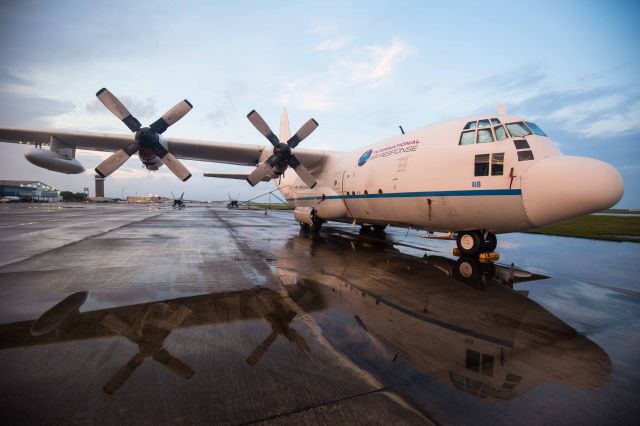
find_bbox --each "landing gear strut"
[456,230,497,256]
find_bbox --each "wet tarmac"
[0,204,638,425]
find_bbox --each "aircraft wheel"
[299,222,310,231]
[308,216,324,233]
[360,224,372,232]
[484,232,497,252]
[372,224,387,232]
[454,257,482,284]
[456,231,483,256]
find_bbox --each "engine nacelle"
[313,187,348,220]
[293,206,315,225]
[25,149,84,174]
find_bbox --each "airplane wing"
[0,127,327,168]
[203,172,270,182]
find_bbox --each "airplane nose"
[521,156,624,227]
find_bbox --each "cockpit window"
[490,118,501,125]
[525,121,547,136]
[460,131,475,145]
[494,125,507,141]
[506,122,532,137]
[478,119,490,128]
[477,129,494,143]
[464,121,477,130]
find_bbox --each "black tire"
[372,224,387,232]
[299,222,310,231]
[360,224,372,232]
[456,231,483,256]
[484,232,497,252]
[454,257,482,284]
[308,216,323,233]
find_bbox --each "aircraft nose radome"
[521,156,624,228]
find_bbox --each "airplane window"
[514,139,529,149]
[474,155,490,176]
[506,373,522,383]
[490,118,501,125]
[459,131,475,145]
[478,119,490,128]
[491,153,504,176]
[464,121,477,130]
[501,381,517,390]
[517,150,534,161]
[477,129,494,143]
[506,122,532,137]
[364,190,368,195]
[481,354,494,376]
[525,121,547,136]
[378,189,383,194]
[465,349,481,371]
[494,125,507,140]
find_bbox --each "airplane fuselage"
[273,114,623,234]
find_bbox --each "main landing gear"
[456,230,497,257]
[299,215,324,233]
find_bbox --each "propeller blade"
[152,143,192,181]
[96,88,141,132]
[246,159,275,187]
[247,110,280,147]
[287,155,317,188]
[150,100,193,134]
[246,331,278,366]
[102,352,145,394]
[287,118,318,148]
[153,349,194,378]
[94,142,139,178]
[101,312,140,342]
[180,192,184,201]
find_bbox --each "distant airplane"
[226,193,240,209]
[0,88,624,255]
[171,191,185,209]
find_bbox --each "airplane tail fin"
[279,108,291,142]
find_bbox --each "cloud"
[509,86,640,138]
[85,96,157,119]
[204,90,236,127]
[466,62,547,94]
[314,36,349,52]
[0,89,75,127]
[340,39,410,86]
[276,38,411,111]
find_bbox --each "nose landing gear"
[456,230,497,256]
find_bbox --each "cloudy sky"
[0,0,638,206]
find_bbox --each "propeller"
[245,110,318,188]
[94,88,193,181]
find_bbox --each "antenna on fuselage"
[399,125,405,134]
[498,103,506,115]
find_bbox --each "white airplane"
[0,88,624,255]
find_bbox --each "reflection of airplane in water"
[0,232,610,400]
[0,287,310,395]
[276,231,611,402]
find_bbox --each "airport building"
[0,180,61,202]
[127,195,166,203]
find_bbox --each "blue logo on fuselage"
[358,149,373,167]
